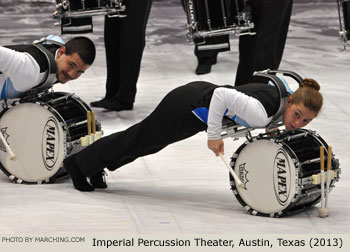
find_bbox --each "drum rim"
[229,128,330,217]
[229,138,297,217]
[184,0,254,40]
[0,92,91,184]
[54,0,126,19]
[0,102,68,184]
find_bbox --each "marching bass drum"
[53,0,126,34]
[229,129,340,217]
[0,92,101,184]
[53,0,125,18]
[184,0,254,42]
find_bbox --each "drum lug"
[1,101,8,110]
[66,141,73,152]
[291,195,298,203]
[60,122,67,130]
[231,188,238,195]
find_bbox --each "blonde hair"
[291,78,323,115]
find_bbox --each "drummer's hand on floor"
[208,139,224,156]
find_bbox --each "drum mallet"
[80,111,91,146]
[90,111,102,142]
[325,146,332,212]
[318,146,329,218]
[219,153,244,188]
[87,111,92,144]
[91,110,96,142]
[0,131,16,160]
[91,110,96,134]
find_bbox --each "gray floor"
[0,0,349,234]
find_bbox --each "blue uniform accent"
[192,107,209,123]
[193,107,229,124]
[193,107,249,126]
[1,79,7,100]
[1,78,24,100]
[268,77,294,94]
[44,35,65,45]
[232,115,250,127]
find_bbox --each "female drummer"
[64,77,323,191]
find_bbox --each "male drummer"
[0,35,96,100]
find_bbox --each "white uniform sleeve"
[0,46,42,92]
[207,87,270,140]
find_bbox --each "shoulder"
[6,44,56,73]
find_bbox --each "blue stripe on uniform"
[192,107,209,124]
[1,79,7,100]
[1,78,24,99]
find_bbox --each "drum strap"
[253,70,290,129]
[31,38,64,92]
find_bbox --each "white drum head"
[233,139,297,215]
[0,103,66,183]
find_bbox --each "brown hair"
[290,78,323,115]
[65,36,96,65]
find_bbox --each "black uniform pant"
[104,0,153,105]
[75,82,211,177]
[235,0,293,86]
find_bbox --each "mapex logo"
[273,149,291,206]
[42,117,60,170]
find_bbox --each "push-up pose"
[64,75,323,191]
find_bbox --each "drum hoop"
[230,129,339,217]
[0,106,9,119]
[229,134,302,217]
[0,92,86,184]
[184,0,255,41]
[0,102,68,184]
[0,162,63,184]
[0,92,94,184]
[53,0,126,19]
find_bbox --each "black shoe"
[90,171,107,189]
[195,64,212,75]
[195,58,217,75]
[90,99,107,108]
[63,157,94,192]
[100,100,133,112]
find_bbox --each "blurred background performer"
[182,0,293,81]
[181,0,230,75]
[235,0,294,86]
[90,0,153,112]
